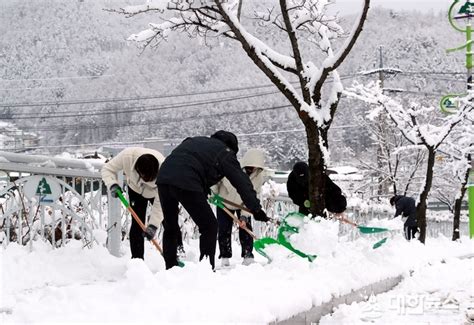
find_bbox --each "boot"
[242,257,255,266]
[221,258,230,267]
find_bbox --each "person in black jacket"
[286,161,347,216]
[155,130,269,270]
[390,195,418,240]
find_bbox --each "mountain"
[0,2,464,169]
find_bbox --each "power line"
[0,74,357,109]
[3,124,361,152]
[0,89,282,120]
[0,83,289,109]
[0,74,116,82]
[10,104,293,133]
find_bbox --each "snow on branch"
[346,82,474,150]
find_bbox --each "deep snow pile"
[1,217,472,324]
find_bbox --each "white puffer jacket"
[101,147,165,227]
[212,148,266,212]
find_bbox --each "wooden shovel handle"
[221,206,258,240]
[220,197,252,214]
[126,205,163,255]
[219,196,279,225]
[334,213,359,228]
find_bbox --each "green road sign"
[440,94,463,113]
[36,177,53,195]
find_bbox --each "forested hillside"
[0,1,464,169]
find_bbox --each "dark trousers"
[217,207,254,259]
[128,188,153,259]
[404,225,418,240]
[128,188,182,259]
[158,184,217,270]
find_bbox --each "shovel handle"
[221,206,258,240]
[214,194,280,225]
[334,213,359,228]
[116,190,163,255]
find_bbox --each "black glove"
[110,184,122,198]
[144,225,157,240]
[253,209,270,222]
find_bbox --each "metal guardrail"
[0,151,123,255]
[0,151,467,258]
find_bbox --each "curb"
[275,275,403,324]
[275,254,474,324]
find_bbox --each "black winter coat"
[286,162,347,214]
[157,136,261,213]
[392,195,417,227]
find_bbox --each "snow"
[320,256,474,324]
[1,220,473,324]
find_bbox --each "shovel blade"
[254,237,282,262]
[358,226,389,234]
[372,237,388,249]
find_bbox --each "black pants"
[128,188,182,259]
[158,184,217,269]
[217,207,254,259]
[404,225,418,240]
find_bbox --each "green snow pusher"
[334,214,390,249]
[273,212,317,262]
[116,189,185,267]
[208,194,316,263]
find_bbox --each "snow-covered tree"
[114,0,370,216]
[435,123,473,240]
[347,82,473,243]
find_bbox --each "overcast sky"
[334,0,454,15]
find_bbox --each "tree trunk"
[303,118,326,217]
[452,169,469,241]
[416,147,436,243]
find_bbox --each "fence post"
[106,172,123,257]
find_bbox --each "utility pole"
[442,0,474,239]
[378,46,385,89]
[376,46,387,197]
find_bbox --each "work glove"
[144,225,157,240]
[253,209,270,223]
[110,184,122,198]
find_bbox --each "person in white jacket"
[102,147,172,259]
[212,148,267,266]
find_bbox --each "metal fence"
[0,151,124,254]
[1,151,469,257]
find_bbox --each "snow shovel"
[116,189,184,267]
[275,212,317,262]
[208,195,314,262]
[334,214,390,234]
[333,214,389,249]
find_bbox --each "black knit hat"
[135,154,159,182]
[292,161,308,176]
[211,130,239,154]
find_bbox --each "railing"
[1,150,468,258]
[0,151,123,255]
[254,196,469,241]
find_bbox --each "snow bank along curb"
[275,253,474,324]
[275,275,403,324]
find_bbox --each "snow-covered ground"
[1,217,473,324]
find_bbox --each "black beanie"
[211,130,239,154]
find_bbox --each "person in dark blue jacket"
[155,130,269,270]
[390,195,418,240]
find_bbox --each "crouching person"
[287,161,347,217]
